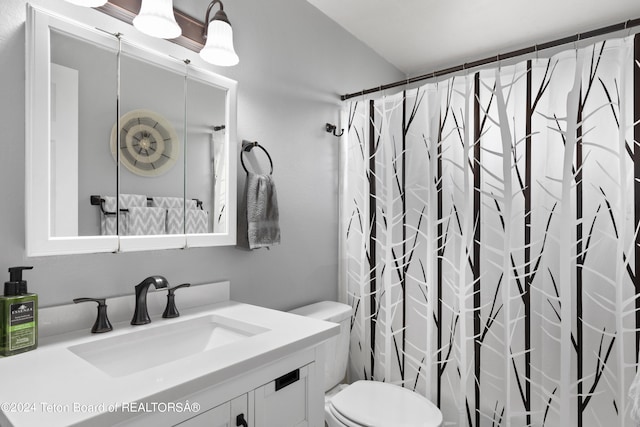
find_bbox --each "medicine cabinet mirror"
[26,3,237,256]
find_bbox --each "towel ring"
[241,140,273,175]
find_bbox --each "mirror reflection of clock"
[110,109,179,177]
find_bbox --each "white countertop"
[0,286,338,427]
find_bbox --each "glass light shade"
[199,20,239,66]
[132,0,182,39]
[64,0,108,6]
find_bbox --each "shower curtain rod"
[341,17,640,101]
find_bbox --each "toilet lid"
[329,403,364,427]
[330,381,443,427]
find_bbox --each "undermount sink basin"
[68,314,269,378]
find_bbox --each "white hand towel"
[246,172,280,249]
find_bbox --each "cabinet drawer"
[254,364,310,427]
[175,394,248,427]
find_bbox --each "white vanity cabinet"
[174,363,314,427]
[253,365,312,427]
[176,364,311,427]
[122,350,322,427]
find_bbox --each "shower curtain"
[339,34,639,426]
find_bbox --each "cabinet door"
[254,365,310,427]
[175,394,248,427]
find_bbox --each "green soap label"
[10,301,34,326]
[9,301,35,350]
[10,323,35,350]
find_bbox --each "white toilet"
[290,301,443,427]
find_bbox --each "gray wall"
[0,0,402,309]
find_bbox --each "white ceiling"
[306,0,640,76]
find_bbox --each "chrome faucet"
[131,276,169,325]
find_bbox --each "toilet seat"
[328,403,363,427]
[328,380,443,427]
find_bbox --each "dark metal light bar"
[96,0,206,52]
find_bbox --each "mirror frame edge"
[186,70,238,248]
[25,4,120,257]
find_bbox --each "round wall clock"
[110,109,180,177]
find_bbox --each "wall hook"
[326,123,344,137]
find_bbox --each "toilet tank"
[289,301,352,392]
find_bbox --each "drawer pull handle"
[236,413,248,427]
[275,369,300,391]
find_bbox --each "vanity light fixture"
[65,0,239,63]
[199,0,239,66]
[63,0,108,7]
[132,0,182,39]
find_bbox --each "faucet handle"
[162,283,191,319]
[73,298,113,333]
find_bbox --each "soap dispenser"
[0,267,37,357]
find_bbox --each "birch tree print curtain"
[339,34,639,426]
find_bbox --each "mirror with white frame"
[25,2,237,256]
